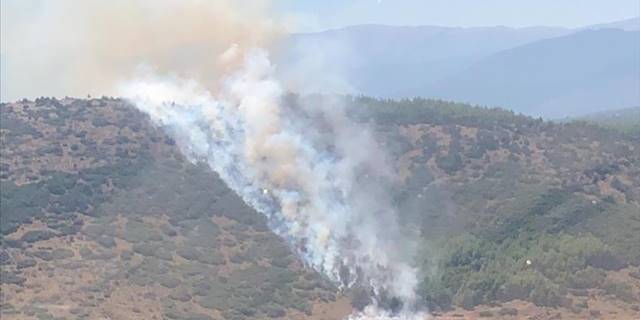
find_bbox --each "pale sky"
[274,0,640,32]
[1,0,639,101]
[3,1,639,33]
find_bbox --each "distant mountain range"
[583,17,640,31]
[276,17,640,118]
[433,29,640,118]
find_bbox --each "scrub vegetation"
[1,96,639,319]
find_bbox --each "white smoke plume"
[121,47,424,312]
[349,305,428,320]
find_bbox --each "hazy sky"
[275,0,640,32]
[2,0,638,101]
[3,1,639,33]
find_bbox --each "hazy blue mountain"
[275,24,571,96]
[584,16,640,31]
[276,19,639,118]
[432,29,640,118]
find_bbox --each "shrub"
[196,252,225,265]
[45,174,77,195]
[184,313,212,320]
[601,280,637,303]
[176,247,202,261]
[16,259,37,269]
[478,310,493,317]
[0,251,10,265]
[586,250,627,271]
[132,242,160,257]
[270,256,292,268]
[121,220,162,243]
[264,305,286,318]
[159,276,180,289]
[20,230,55,243]
[120,250,133,261]
[79,246,94,259]
[498,307,518,316]
[161,224,177,237]
[436,153,464,174]
[97,236,116,248]
[91,116,110,127]
[529,279,563,307]
[566,267,605,289]
[1,271,26,285]
[197,289,229,310]
[33,248,74,260]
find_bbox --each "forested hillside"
[344,97,640,317]
[573,107,640,136]
[1,97,639,319]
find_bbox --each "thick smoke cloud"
[1,0,277,101]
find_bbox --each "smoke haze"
[1,0,278,101]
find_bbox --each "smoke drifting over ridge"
[4,0,424,317]
[122,48,422,316]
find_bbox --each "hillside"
[348,97,640,317]
[572,106,640,135]
[1,97,640,319]
[0,98,347,320]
